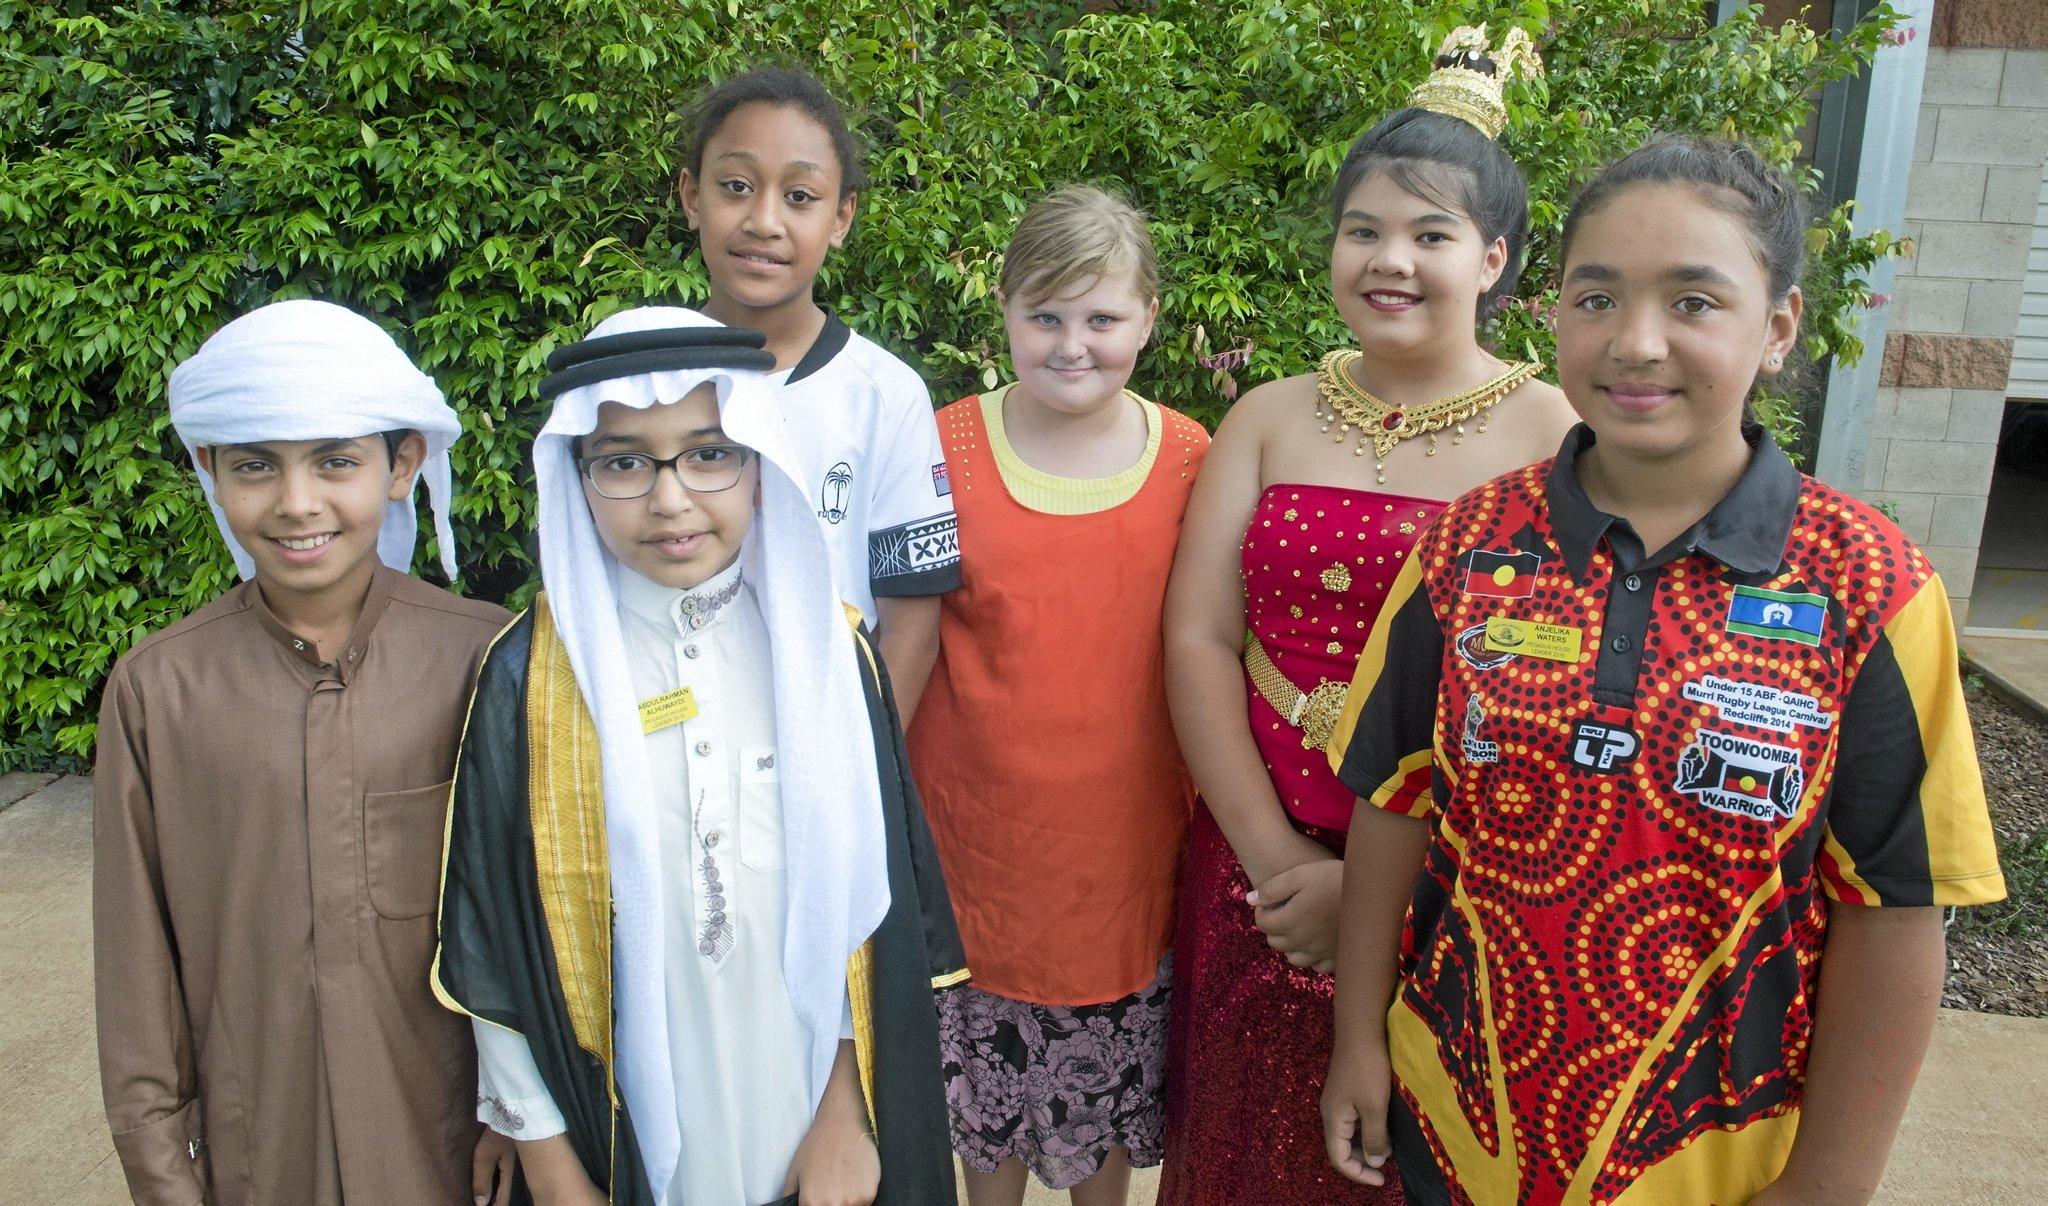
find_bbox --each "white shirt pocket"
[739,744,785,871]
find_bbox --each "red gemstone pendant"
[1381,412,1404,431]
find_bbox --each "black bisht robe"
[434,602,968,1205]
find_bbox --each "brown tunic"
[93,567,512,1205]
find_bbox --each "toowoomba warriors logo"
[1674,730,1804,821]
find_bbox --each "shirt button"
[694,740,712,756]
[704,830,721,848]
[1623,574,1642,593]
[1611,635,1634,654]
[684,645,701,660]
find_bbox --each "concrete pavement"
[0,774,130,1204]
[1966,634,2048,720]
[6,774,2042,1204]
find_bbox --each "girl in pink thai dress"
[1157,30,1574,1203]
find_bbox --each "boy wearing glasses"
[433,308,966,1206]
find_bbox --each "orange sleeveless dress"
[908,391,1207,1007]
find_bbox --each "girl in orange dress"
[909,186,1208,1206]
[1158,28,1575,1203]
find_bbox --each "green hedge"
[1,0,1901,768]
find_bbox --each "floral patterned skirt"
[936,953,1171,1190]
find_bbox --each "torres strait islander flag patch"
[1726,585,1827,646]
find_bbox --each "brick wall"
[1930,0,2048,49]
[1867,35,2047,618]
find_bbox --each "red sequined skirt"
[1159,803,1405,1205]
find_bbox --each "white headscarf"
[167,298,463,580]
[535,306,889,1195]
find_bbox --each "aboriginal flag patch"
[1462,548,1543,599]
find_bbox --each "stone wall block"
[1932,493,1993,547]
[1889,387,1955,441]
[1922,48,2006,105]
[2000,50,2048,106]
[1894,278,1972,333]
[1938,0,2048,50]
[1905,161,1988,221]
[1911,221,2031,280]
[1982,164,2045,225]
[1894,334,2017,390]
[1945,390,2011,443]
[1965,278,2027,335]
[1874,385,1904,432]
[1933,106,2048,166]
[1882,439,1999,495]
[1926,544,1983,591]
[1880,491,1939,543]
[1864,438,1893,491]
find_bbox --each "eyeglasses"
[577,444,752,500]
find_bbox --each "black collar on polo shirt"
[784,312,850,386]
[1543,421,1802,582]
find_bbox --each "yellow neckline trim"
[979,383,1163,515]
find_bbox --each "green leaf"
[0,0,1900,770]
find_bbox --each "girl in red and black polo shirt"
[1321,135,2006,1206]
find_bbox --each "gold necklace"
[1314,350,1542,483]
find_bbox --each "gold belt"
[1243,632,1349,752]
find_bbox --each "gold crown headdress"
[1406,25,1543,140]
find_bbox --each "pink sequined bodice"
[1241,484,1443,829]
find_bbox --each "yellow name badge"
[638,686,700,734]
[1483,616,1584,663]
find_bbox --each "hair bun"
[1407,25,1543,139]
[1434,50,1498,77]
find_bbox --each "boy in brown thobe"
[92,300,515,1205]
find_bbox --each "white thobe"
[473,561,820,1205]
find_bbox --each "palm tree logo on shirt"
[820,461,853,524]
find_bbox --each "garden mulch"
[1943,683,2048,1017]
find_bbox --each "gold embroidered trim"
[527,595,616,1085]
[848,941,877,1133]
[431,612,524,1027]
[839,602,882,1133]
[931,967,973,990]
